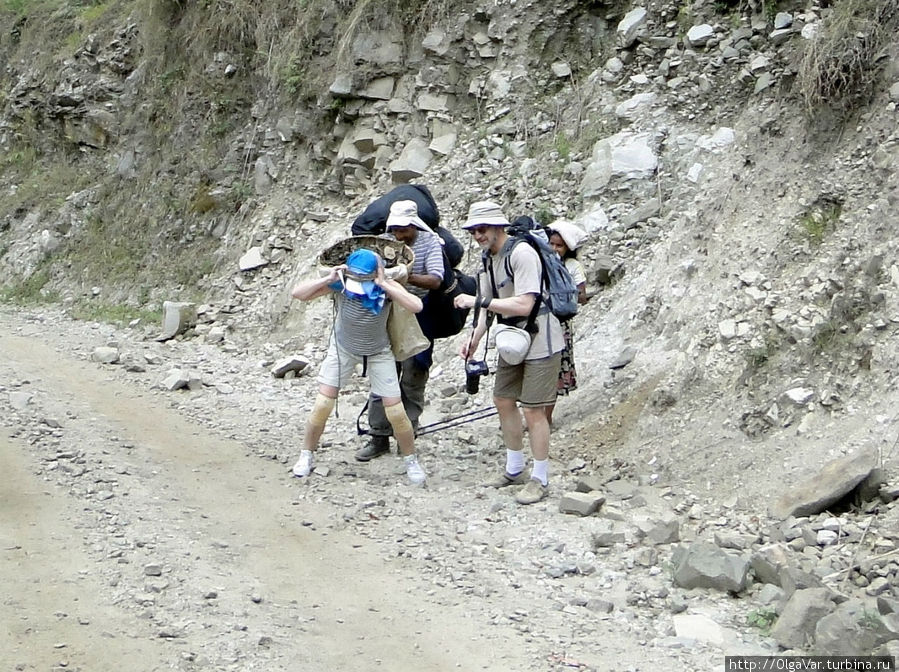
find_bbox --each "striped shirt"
[334,293,390,355]
[405,230,445,297]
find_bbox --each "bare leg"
[522,406,550,461]
[496,396,524,452]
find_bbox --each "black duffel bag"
[351,184,464,267]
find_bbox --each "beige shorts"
[317,338,401,399]
[493,352,562,408]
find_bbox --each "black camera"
[465,360,489,394]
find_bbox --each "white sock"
[506,450,525,476]
[531,459,548,486]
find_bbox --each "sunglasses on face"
[468,225,491,235]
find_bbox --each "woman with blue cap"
[289,247,427,485]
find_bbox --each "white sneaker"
[404,455,427,485]
[292,450,313,477]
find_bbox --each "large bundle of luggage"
[351,184,476,341]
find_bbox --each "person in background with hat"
[289,247,428,485]
[454,201,564,505]
[545,219,590,426]
[355,200,446,462]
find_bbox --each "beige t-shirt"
[480,242,565,359]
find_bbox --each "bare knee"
[494,396,518,416]
[522,406,547,427]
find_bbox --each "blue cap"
[329,247,386,314]
[346,248,380,278]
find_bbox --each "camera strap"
[469,299,492,363]
[469,261,494,362]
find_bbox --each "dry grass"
[135,0,446,100]
[333,0,438,64]
[2,0,452,305]
[798,0,899,118]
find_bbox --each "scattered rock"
[672,542,751,593]
[771,587,835,650]
[91,346,120,364]
[271,356,310,378]
[559,491,605,516]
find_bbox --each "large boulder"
[616,7,646,48]
[581,132,658,198]
[751,543,791,586]
[390,138,432,183]
[770,447,879,519]
[157,301,198,342]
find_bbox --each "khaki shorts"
[493,352,562,408]
[317,338,401,399]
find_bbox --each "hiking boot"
[515,478,548,505]
[355,435,390,462]
[292,450,313,478]
[404,455,427,486]
[485,470,529,488]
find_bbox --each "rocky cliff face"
[4,0,899,654]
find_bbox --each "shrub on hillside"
[799,0,899,117]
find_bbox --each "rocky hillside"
[4,0,899,659]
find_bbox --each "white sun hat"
[548,219,588,251]
[462,201,510,229]
[385,199,433,232]
[493,325,532,365]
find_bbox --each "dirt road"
[0,315,531,671]
[2,307,769,672]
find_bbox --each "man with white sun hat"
[454,200,564,505]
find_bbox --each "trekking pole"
[357,400,497,437]
[416,406,499,436]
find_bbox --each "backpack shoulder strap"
[501,236,521,279]
[436,246,455,293]
[483,251,499,299]
[499,234,546,335]
[515,234,549,334]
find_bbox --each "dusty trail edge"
[0,321,531,671]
